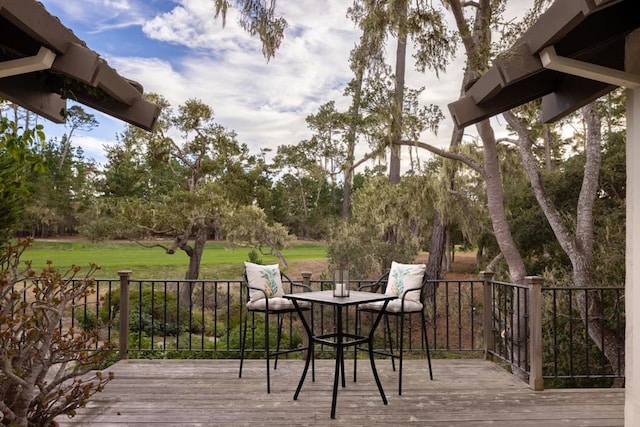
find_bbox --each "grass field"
[21,239,328,279]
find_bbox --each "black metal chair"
[354,262,433,395]
[238,262,312,393]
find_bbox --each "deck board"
[57,359,624,426]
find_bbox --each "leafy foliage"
[328,176,429,278]
[0,114,45,244]
[0,239,114,427]
[100,287,213,337]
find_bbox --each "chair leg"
[274,314,284,370]
[353,309,361,383]
[239,311,248,378]
[385,313,396,372]
[399,312,405,395]
[422,310,433,381]
[311,308,315,382]
[265,312,271,393]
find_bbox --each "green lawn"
[21,240,328,279]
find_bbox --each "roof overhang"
[0,0,160,131]
[448,0,640,129]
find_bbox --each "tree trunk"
[179,226,207,306]
[426,211,445,280]
[574,265,625,386]
[504,104,624,386]
[477,118,528,378]
[342,65,363,218]
[476,120,527,283]
[389,0,407,184]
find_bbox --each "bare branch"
[400,139,485,175]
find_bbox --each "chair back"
[242,268,305,303]
[359,264,433,306]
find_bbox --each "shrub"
[247,249,263,265]
[102,287,213,337]
[74,307,100,331]
[226,313,303,355]
[0,239,114,427]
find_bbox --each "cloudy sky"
[37,0,516,167]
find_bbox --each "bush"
[102,287,214,337]
[226,313,303,355]
[0,239,114,427]
[247,249,263,265]
[74,307,100,331]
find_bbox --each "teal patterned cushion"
[384,262,426,302]
[244,262,284,302]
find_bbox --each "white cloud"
[40,0,135,24]
[72,135,117,165]
[103,0,363,157]
[40,0,516,170]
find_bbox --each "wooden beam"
[0,0,78,53]
[540,45,640,88]
[51,43,100,84]
[93,61,141,106]
[73,88,160,131]
[0,74,66,123]
[0,46,55,78]
[540,76,614,123]
[0,0,159,131]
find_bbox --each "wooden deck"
[57,359,624,426]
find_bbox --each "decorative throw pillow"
[385,261,426,302]
[244,262,284,302]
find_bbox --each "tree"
[213,0,287,60]
[328,175,429,278]
[0,110,45,244]
[22,140,97,237]
[224,205,294,268]
[101,97,246,286]
[504,103,625,384]
[59,105,98,168]
[406,0,624,382]
[342,0,387,217]
[90,96,293,302]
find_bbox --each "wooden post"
[525,276,544,391]
[626,29,640,426]
[118,270,132,360]
[301,271,312,358]
[480,271,495,360]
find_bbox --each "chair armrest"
[292,282,313,292]
[398,287,423,308]
[357,271,389,292]
[281,272,312,293]
[246,284,269,299]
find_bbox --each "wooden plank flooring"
[58,359,624,426]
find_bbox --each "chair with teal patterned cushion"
[355,261,433,395]
[238,262,312,393]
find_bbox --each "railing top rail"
[489,280,530,289]
[128,278,242,284]
[425,279,484,284]
[543,285,624,291]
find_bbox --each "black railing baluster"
[552,289,559,378]
[569,288,574,377]
[470,281,475,350]
[151,281,155,350]
[584,289,590,376]
[15,275,621,385]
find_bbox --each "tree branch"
[400,139,485,175]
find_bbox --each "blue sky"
[37,0,520,167]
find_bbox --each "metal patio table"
[284,290,396,419]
